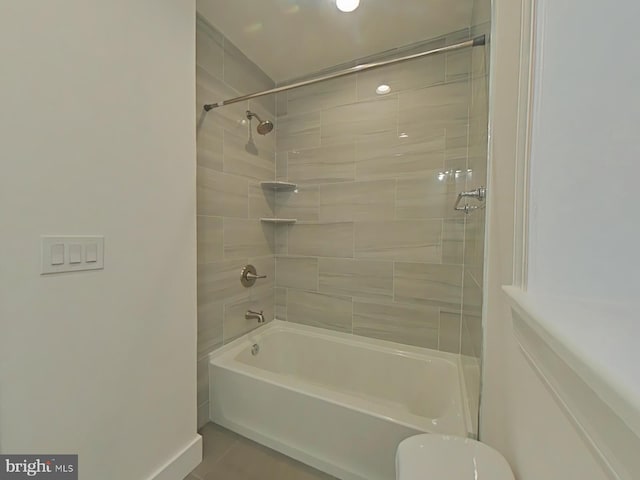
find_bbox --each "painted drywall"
[0,2,200,479]
[480,0,610,478]
[527,0,640,304]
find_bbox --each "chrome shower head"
[246,110,274,135]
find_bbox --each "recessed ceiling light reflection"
[376,84,391,95]
[336,0,360,12]
[399,132,409,138]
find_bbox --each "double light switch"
[41,236,104,274]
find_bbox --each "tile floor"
[185,423,338,480]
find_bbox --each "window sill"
[503,286,640,480]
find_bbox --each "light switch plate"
[41,236,104,274]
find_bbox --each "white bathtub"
[209,320,472,480]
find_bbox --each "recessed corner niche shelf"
[260,181,298,191]
[260,218,297,225]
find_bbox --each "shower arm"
[203,35,486,111]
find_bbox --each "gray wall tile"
[197,167,248,218]
[287,143,355,185]
[321,96,398,146]
[275,186,319,222]
[353,300,439,348]
[224,218,274,259]
[355,132,445,180]
[196,16,487,369]
[276,111,321,153]
[398,81,470,141]
[196,18,224,80]
[197,259,249,306]
[197,298,223,356]
[287,290,352,333]
[394,263,463,310]
[224,129,275,181]
[287,76,357,115]
[276,256,319,291]
[197,216,223,264]
[319,258,393,300]
[288,222,354,258]
[319,180,395,222]
[275,287,287,320]
[396,172,462,220]
[223,36,275,115]
[196,124,223,172]
[438,311,462,354]
[355,220,442,263]
[249,182,275,219]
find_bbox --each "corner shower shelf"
[260,181,298,191]
[260,218,297,225]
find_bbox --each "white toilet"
[396,434,514,480]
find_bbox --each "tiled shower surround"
[196,15,488,426]
[273,32,480,351]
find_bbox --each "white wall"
[480,0,611,478]
[527,0,640,304]
[0,2,199,479]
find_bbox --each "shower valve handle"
[241,264,267,287]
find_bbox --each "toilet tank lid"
[396,434,514,480]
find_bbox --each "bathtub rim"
[208,319,473,436]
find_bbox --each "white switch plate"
[41,236,104,274]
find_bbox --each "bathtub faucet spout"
[246,310,265,324]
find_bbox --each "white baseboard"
[147,435,202,480]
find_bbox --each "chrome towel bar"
[454,187,486,215]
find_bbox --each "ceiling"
[196,0,474,83]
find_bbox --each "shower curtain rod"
[203,35,486,111]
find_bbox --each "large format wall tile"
[355,132,446,180]
[319,258,393,300]
[321,96,398,146]
[288,222,354,258]
[249,183,275,219]
[223,218,274,259]
[196,17,279,428]
[196,15,487,379]
[197,297,223,356]
[287,290,353,333]
[398,81,470,141]
[196,18,224,80]
[394,263,463,310]
[354,220,442,263]
[353,300,439,348]
[319,180,395,222]
[287,144,356,185]
[396,172,462,220]
[197,259,249,306]
[275,186,319,221]
[277,111,321,153]
[196,166,248,218]
[197,216,223,264]
[287,76,357,116]
[438,311,462,354]
[276,256,319,291]
[223,36,275,115]
[224,129,275,181]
